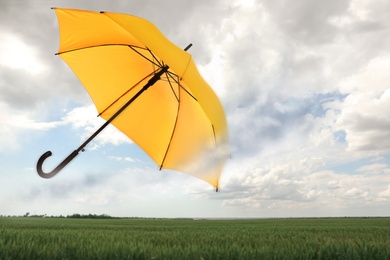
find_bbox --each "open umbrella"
[37,8,229,191]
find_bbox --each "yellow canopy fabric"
[54,8,229,189]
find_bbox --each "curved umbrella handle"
[37,150,79,178]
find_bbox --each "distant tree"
[66,213,114,219]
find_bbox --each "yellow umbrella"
[37,8,229,191]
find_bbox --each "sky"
[1,0,389,218]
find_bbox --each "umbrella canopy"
[37,8,229,190]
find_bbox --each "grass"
[0,217,389,259]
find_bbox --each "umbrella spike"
[184,43,193,51]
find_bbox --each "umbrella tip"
[184,43,193,52]
[100,11,105,13]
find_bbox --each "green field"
[0,217,389,259]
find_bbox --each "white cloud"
[336,56,390,152]
[62,104,133,147]
[218,154,390,216]
[0,102,62,152]
[357,163,390,174]
[71,188,122,206]
[0,33,46,75]
[378,184,390,200]
[108,155,137,163]
[0,101,125,154]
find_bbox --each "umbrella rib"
[58,44,163,69]
[180,85,197,102]
[159,86,181,170]
[129,45,198,103]
[164,71,198,102]
[164,72,179,102]
[56,44,145,55]
[127,45,163,69]
[100,12,164,70]
[147,47,165,68]
[99,45,174,116]
[98,70,157,117]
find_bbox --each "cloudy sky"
[1,0,389,218]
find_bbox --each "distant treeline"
[5,213,118,219]
[4,213,189,220]
[67,213,117,219]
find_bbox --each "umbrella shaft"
[36,65,170,178]
[75,43,193,152]
[76,65,169,153]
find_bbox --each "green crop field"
[0,217,389,259]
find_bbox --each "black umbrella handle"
[37,150,79,178]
